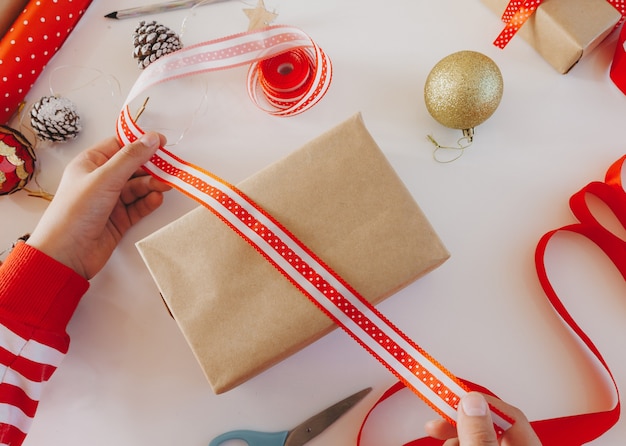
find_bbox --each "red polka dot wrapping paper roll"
[0,0,93,125]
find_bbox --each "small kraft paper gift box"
[482,0,622,73]
[136,113,450,394]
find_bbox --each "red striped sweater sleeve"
[0,242,89,446]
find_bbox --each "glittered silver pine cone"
[30,96,82,142]
[133,20,182,69]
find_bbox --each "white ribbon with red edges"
[117,25,514,434]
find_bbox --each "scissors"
[208,387,372,446]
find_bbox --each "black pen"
[105,0,229,20]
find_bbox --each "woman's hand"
[425,392,542,446]
[27,132,171,279]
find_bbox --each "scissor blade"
[285,387,372,446]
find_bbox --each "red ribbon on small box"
[0,0,92,124]
[493,0,626,49]
[494,0,626,92]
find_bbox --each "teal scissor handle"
[209,429,289,446]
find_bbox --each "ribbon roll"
[256,48,315,110]
[117,25,514,433]
[0,0,92,124]
[124,25,331,119]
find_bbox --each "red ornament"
[0,125,36,195]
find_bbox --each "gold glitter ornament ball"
[424,51,503,131]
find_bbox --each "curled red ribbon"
[360,155,626,445]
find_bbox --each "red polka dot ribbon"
[359,155,625,445]
[0,0,92,124]
[493,0,626,49]
[493,0,542,49]
[117,25,515,434]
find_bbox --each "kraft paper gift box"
[136,113,450,393]
[482,0,622,73]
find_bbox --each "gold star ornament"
[244,0,278,31]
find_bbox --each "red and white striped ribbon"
[117,25,514,432]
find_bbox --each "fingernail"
[461,393,488,417]
[139,132,159,148]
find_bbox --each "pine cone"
[133,20,182,69]
[30,96,82,142]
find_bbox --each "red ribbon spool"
[258,48,315,109]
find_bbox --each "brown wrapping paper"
[482,0,622,73]
[0,0,29,38]
[137,114,450,393]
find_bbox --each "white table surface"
[2,0,626,444]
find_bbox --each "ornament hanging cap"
[424,50,503,161]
